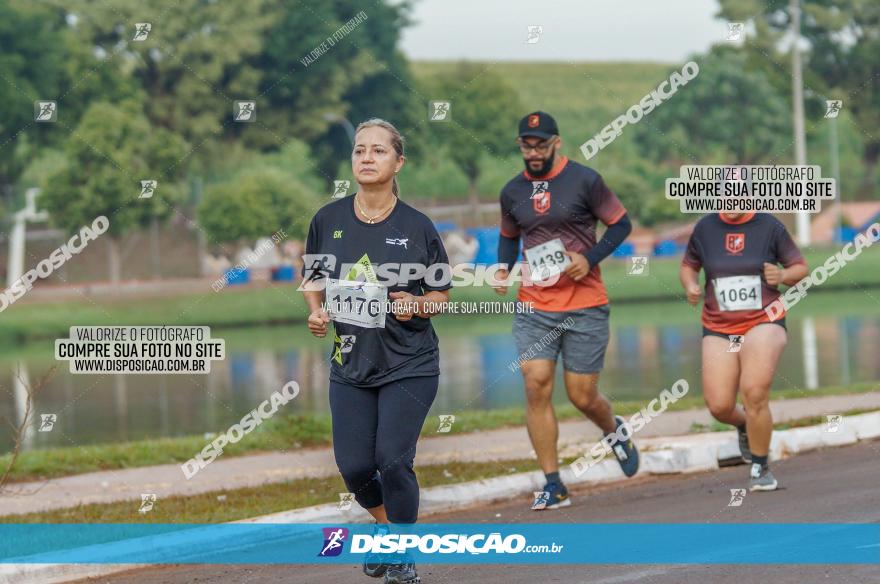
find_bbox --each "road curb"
[3,410,877,584]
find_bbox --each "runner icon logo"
[429,101,451,122]
[825,100,842,119]
[339,335,356,353]
[319,527,349,557]
[727,335,744,353]
[726,22,744,41]
[298,254,337,290]
[337,493,354,511]
[385,238,408,249]
[332,180,350,198]
[234,101,256,122]
[437,415,455,433]
[728,488,746,507]
[628,256,649,276]
[530,181,549,198]
[140,179,157,199]
[35,101,57,122]
[824,414,843,433]
[526,26,542,44]
[133,23,151,41]
[139,493,157,514]
[333,333,357,364]
[39,414,57,432]
[531,491,550,510]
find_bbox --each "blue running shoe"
[384,554,420,584]
[608,415,639,477]
[531,481,571,510]
[363,523,390,578]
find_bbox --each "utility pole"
[790,0,811,245]
[829,114,841,242]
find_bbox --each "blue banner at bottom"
[0,524,877,564]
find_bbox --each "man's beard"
[524,151,555,177]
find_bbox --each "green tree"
[1,1,142,192]
[718,0,880,195]
[424,62,523,210]
[198,163,321,247]
[40,100,188,283]
[259,0,423,187]
[44,0,272,174]
[0,1,66,190]
[635,48,792,165]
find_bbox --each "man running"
[680,210,808,491]
[494,111,638,509]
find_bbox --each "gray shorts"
[512,304,610,374]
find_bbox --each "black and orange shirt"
[682,213,806,335]
[500,156,627,312]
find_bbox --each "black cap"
[518,111,559,140]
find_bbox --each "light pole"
[790,0,811,245]
[829,114,842,242]
[322,113,356,145]
[7,188,48,288]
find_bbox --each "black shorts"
[702,318,786,339]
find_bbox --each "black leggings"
[329,375,438,524]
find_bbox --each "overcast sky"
[399,0,725,63]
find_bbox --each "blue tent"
[654,240,685,257]
[433,221,458,234]
[467,227,502,265]
[612,242,635,257]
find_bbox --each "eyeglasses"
[517,137,557,154]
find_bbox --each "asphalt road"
[78,439,880,584]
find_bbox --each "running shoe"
[737,424,752,463]
[531,481,571,510]
[609,415,640,477]
[748,463,778,491]
[363,523,390,578]
[384,556,420,584]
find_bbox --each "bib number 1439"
[523,238,571,282]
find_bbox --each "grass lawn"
[1,381,876,485]
[0,457,552,523]
[5,406,876,523]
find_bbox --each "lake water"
[1,292,879,451]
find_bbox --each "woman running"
[302,119,449,584]
[680,211,807,491]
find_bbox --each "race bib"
[713,275,761,311]
[325,279,387,328]
[523,238,571,282]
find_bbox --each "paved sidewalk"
[0,391,877,516]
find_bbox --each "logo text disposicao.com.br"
[323,531,564,556]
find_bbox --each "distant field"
[405,61,677,201]
[411,60,676,157]
[402,61,866,206]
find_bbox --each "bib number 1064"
[718,287,757,304]
[713,275,761,311]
